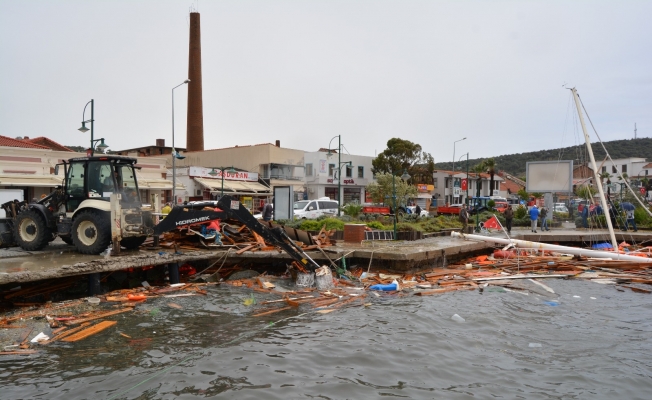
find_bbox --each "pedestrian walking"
[540,206,550,231]
[504,206,514,234]
[415,204,422,218]
[459,204,470,233]
[625,209,638,232]
[262,201,274,221]
[529,204,539,233]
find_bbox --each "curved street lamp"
[171,79,190,204]
[209,166,237,198]
[78,99,97,155]
[327,135,343,216]
[392,169,411,240]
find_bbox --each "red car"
[494,202,509,213]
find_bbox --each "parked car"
[406,205,429,217]
[493,201,509,213]
[294,198,339,219]
[553,204,569,213]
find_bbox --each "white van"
[294,197,339,219]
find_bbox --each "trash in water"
[369,279,399,291]
[243,294,256,306]
[590,297,596,299]
[30,332,50,343]
[573,295,581,298]
[529,343,542,348]
[451,314,465,323]
[543,300,559,306]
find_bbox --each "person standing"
[504,205,514,234]
[625,208,638,232]
[415,204,422,218]
[262,201,274,221]
[161,202,172,219]
[540,206,550,231]
[529,204,540,233]
[581,204,589,229]
[459,204,470,233]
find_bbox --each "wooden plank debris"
[62,321,118,342]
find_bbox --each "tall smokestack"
[186,12,204,152]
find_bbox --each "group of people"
[581,202,637,232]
[527,205,550,233]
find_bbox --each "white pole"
[571,88,618,250]
[451,231,652,263]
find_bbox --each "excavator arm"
[152,196,321,272]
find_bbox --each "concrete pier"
[1,228,650,288]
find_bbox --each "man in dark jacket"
[262,202,273,221]
[504,206,514,234]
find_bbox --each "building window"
[358,166,364,178]
[329,164,335,177]
[602,166,606,173]
[433,178,437,188]
[612,165,617,174]
[345,165,352,178]
[646,170,649,176]
[305,163,313,176]
[622,164,627,173]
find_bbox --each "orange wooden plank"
[62,321,118,342]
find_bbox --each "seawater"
[1,279,651,399]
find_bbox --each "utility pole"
[635,123,637,139]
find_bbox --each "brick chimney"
[156,138,165,147]
[186,12,204,152]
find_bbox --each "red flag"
[483,215,501,230]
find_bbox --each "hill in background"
[434,138,652,178]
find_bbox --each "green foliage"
[487,200,495,208]
[365,172,418,205]
[515,205,528,219]
[576,185,596,198]
[341,203,362,218]
[517,188,529,200]
[634,207,651,225]
[298,219,322,231]
[366,221,386,230]
[371,138,435,184]
[433,137,652,177]
[321,218,345,231]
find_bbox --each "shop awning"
[195,177,271,196]
[136,171,183,190]
[0,174,63,187]
[270,179,305,188]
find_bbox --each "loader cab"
[64,156,141,211]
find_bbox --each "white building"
[432,170,504,206]
[303,150,375,204]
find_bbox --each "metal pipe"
[451,231,652,263]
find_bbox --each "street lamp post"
[451,137,466,203]
[171,80,190,205]
[458,153,468,205]
[209,166,236,198]
[78,99,95,155]
[327,135,342,216]
[391,169,411,240]
[91,138,109,154]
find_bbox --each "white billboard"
[526,161,573,193]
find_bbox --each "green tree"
[517,188,529,201]
[471,163,485,197]
[371,138,435,183]
[576,184,596,199]
[365,172,418,206]
[484,158,496,196]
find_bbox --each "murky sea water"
[1,279,651,399]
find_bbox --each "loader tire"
[120,236,147,250]
[14,209,51,251]
[72,210,111,255]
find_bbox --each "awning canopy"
[136,171,183,190]
[195,177,271,196]
[0,174,63,187]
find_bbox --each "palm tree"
[471,163,486,197]
[599,172,611,183]
[484,158,496,196]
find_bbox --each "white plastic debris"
[573,295,581,298]
[590,297,596,300]
[451,314,465,323]
[529,343,542,348]
[30,332,50,343]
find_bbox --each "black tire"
[71,210,111,255]
[120,236,147,250]
[60,236,74,245]
[14,209,51,251]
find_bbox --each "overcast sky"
[1,0,650,164]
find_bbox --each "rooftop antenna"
[635,123,637,139]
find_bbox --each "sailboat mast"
[570,88,618,250]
